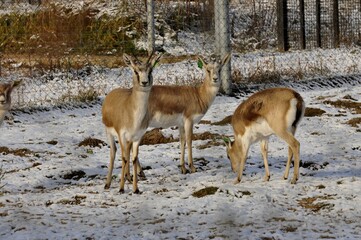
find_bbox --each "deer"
[133,53,231,176]
[225,87,305,184]
[0,80,22,127]
[102,52,162,194]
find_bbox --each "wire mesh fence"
[0,0,360,109]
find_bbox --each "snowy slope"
[0,81,360,240]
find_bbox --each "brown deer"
[225,88,305,184]
[135,53,231,175]
[0,80,22,127]
[102,52,162,193]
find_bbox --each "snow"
[1,80,360,239]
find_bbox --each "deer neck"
[197,79,219,111]
[131,87,151,129]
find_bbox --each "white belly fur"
[243,117,274,144]
[150,112,184,128]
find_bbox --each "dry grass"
[304,107,326,117]
[324,99,361,114]
[298,195,335,212]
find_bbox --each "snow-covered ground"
[0,79,360,239]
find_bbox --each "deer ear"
[223,137,232,149]
[197,56,207,69]
[12,79,23,89]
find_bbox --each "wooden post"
[316,0,321,48]
[277,0,289,51]
[299,0,306,49]
[332,0,340,48]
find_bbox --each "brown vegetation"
[304,107,326,117]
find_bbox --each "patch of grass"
[324,99,361,114]
[192,186,219,198]
[211,115,233,126]
[298,195,335,212]
[0,4,146,56]
[61,170,86,180]
[78,137,106,148]
[304,107,326,117]
[0,146,35,157]
[141,128,177,145]
[57,195,86,205]
[346,117,361,128]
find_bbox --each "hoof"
[190,166,197,173]
[119,189,125,194]
[104,184,110,189]
[233,178,241,185]
[291,178,297,184]
[263,175,270,182]
[180,166,188,174]
[133,189,141,194]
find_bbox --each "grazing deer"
[102,52,162,193]
[135,53,231,175]
[225,88,305,184]
[0,80,22,127]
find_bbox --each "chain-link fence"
[0,0,361,109]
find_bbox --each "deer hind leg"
[125,144,146,181]
[179,127,187,174]
[283,127,296,180]
[274,128,300,184]
[104,132,116,189]
[119,140,132,193]
[131,141,141,194]
[260,139,270,181]
[185,120,196,173]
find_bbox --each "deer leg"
[275,130,300,184]
[132,141,141,194]
[185,120,196,173]
[119,140,131,193]
[283,128,296,180]
[104,132,116,189]
[260,139,270,181]
[179,127,187,174]
[235,140,250,184]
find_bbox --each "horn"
[146,50,155,65]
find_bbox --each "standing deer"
[0,80,22,127]
[225,88,305,184]
[102,52,162,193]
[135,53,231,175]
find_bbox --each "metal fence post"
[215,0,231,95]
[147,0,155,55]
[332,0,340,48]
[277,0,289,51]
[316,0,321,48]
[299,0,306,49]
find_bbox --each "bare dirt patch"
[304,107,326,117]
